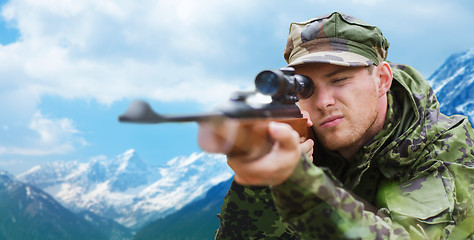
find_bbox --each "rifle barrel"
[118,100,223,124]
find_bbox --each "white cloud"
[1,0,472,108]
[0,0,266,160]
[29,111,79,144]
[0,145,74,156]
[0,158,24,167]
[0,0,262,108]
[0,111,87,156]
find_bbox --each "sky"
[0,0,473,175]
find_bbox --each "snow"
[84,214,93,222]
[431,66,465,93]
[459,48,474,62]
[26,185,32,197]
[456,101,474,117]
[17,165,41,179]
[17,149,233,228]
[427,48,474,124]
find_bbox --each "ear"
[376,61,393,97]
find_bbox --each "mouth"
[320,115,344,128]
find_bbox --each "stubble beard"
[314,102,379,153]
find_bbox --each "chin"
[319,138,346,151]
[317,133,358,152]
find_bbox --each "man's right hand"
[197,115,314,186]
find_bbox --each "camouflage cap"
[284,12,389,67]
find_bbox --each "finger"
[197,120,238,154]
[301,138,314,154]
[227,122,303,186]
[268,122,300,151]
[306,145,314,161]
[227,156,269,186]
[301,110,313,127]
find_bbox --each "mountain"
[0,169,107,240]
[427,48,474,123]
[133,177,233,240]
[18,149,233,229]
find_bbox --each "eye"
[332,77,348,84]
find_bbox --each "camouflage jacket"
[214,64,474,240]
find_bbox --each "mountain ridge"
[0,170,110,240]
[18,149,233,229]
[133,177,233,240]
[427,48,474,123]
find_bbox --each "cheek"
[344,87,379,120]
[348,80,378,103]
[298,100,310,111]
[298,99,319,120]
[298,99,313,114]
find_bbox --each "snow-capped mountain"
[18,150,233,229]
[0,170,109,240]
[427,48,474,122]
[134,177,233,240]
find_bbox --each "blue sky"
[1,0,473,175]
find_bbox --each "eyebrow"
[324,67,358,78]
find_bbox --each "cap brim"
[288,51,374,67]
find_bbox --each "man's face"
[295,63,382,155]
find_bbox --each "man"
[199,12,474,239]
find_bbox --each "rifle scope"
[255,67,314,103]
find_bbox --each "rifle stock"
[198,117,310,159]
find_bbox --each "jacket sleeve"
[270,155,469,240]
[214,179,300,239]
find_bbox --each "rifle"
[119,67,314,158]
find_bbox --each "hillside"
[427,48,474,122]
[0,170,108,240]
[133,177,233,240]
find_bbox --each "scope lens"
[255,71,281,95]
